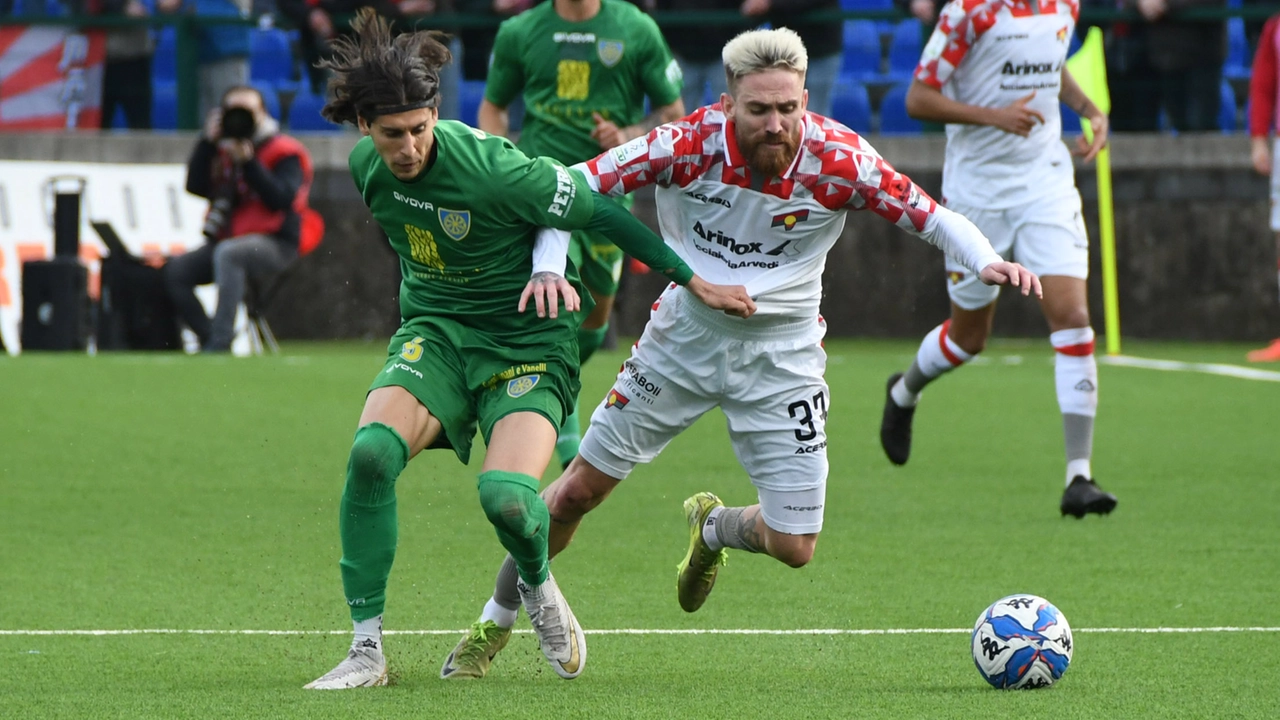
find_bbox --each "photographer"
[164,85,314,353]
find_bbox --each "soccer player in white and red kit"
[1247,11,1280,362]
[879,0,1117,517]
[440,27,1041,678]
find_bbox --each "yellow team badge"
[438,208,471,241]
[597,40,624,68]
[400,336,425,362]
[506,374,540,398]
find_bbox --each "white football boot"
[516,573,586,679]
[303,641,388,689]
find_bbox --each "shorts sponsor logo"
[507,374,540,398]
[597,39,624,67]
[622,361,662,403]
[794,440,827,454]
[388,362,424,379]
[782,504,823,512]
[948,271,965,284]
[438,208,471,241]
[548,165,578,217]
[399,336,425,362]
[770,209,809,231]
[484,363,548,391]
[394,191,434,212]
[605,389,630,410]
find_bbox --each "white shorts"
[1270,138,1280,231]
[944,192,1089,310]
[578,285,830,535]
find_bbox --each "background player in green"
[479,0,687,467]
[304,9,754,689]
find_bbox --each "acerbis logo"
[794,440,827,454]
[782,504,823,511]
[1000,60,1062,76]
[394,191,434,211]
[683,191,731,209]
[693,221,761,255]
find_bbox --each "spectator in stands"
[165,85,314,352]
[743,0,842,118]
[1086,0,1226,132]
[91,0,181,130]
[655,0,745,111]
[896,0,942,24]
[1247,11,1280,362]
[189,0,254,120]
[455,0,531,106]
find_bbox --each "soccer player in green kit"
[478,0,687,467]
[303,9,754,689]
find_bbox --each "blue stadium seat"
[1219,78,1238,132]
[878,83,921,135]
[840,0,893,9]
[841,21,882,82]
[252,82,282,120]
[1224,18,1251,81]
[153,26,177,85]
[287,91,340,132]
[1060,103,1081,135]
[830,79,872,134]
[887,20,923,80]
[250,28,298,91]
[459,80,486,127]
[152,82,178,130]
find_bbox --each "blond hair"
[721,28,808,93]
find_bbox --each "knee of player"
[545,476,602,520]
[952,329,989,356]
[478,471,547,539]
[348,423,409,483]
[771,534,818,568]
[1055,312,1092,333]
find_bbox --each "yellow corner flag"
[1066,27,1121,355]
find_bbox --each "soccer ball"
[971,594,1073,689]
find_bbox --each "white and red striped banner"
[0,25,106,130]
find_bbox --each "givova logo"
[394,191,434,211]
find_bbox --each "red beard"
[740,128,800,177]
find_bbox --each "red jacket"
[1249,15,1280,137]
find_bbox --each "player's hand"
[1073,112,1109,163]
[686,276,757,318]
[203,107,223,141]
[979,261,1042,298]
[991,92,1044,137]
[518,271,580,319]
[1252,137,1272,176]
[218,138,255,164]
[590,112,629,149]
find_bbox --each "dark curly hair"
[319,7,453,125]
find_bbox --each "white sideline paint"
[2,627,1278,637]
[1101,355,1280,382]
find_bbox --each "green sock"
[577,323,608,364]
[556,408,581,468]
[338,423,408,622]
[477,470,550,585]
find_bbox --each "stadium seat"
[1224,18,1251,81]
[152,82,178,130]
[1219,78,1238,132]
[887,20,923,80]
[250,28,298,92]
[840,0,893,9]
[841,21,882,82]
[459,80,486,127]
[153,26,177,85]
[287,91,341,132]
[830,79,872,134]
[878,83,921,135]
[1060,103,1081,135]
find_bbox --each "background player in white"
[439,27,1041,679]
[879,0,1117,518]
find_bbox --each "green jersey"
[350,121,596,331]
[486,0,683,166]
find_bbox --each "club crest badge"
[438,208,471,241]
[604,389,630,409]
[507,374,540,398]
[597,40,624,68]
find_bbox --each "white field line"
[2,627,1278,637]
[1101,355,1280,382]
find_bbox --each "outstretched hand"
[979,261,1043,298]
[686,276,757,318]
[518,271,581,318]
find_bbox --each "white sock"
[1066,458,1093,486]
[897,320,974,405]
[479,597,518,629]
[1051,327,1098,417]
[702,506,726,551]
[353,615,382,651]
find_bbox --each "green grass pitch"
[2,340,1278,719]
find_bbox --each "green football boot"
[676,492,728,613]
[439,620,512,679]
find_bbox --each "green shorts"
[368,315,581,465]
[569,193,632,298]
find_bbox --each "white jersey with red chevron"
[576,105,1002,319]
[914,0,1079,209]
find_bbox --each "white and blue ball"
[971,594,1073,689]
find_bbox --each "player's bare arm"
[1059,69,1109,163]
[904,79,1044,137]
[589,99,686,149]
[477,98,509,138]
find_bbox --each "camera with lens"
[201,196,234,242]
[220,106,257,140]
